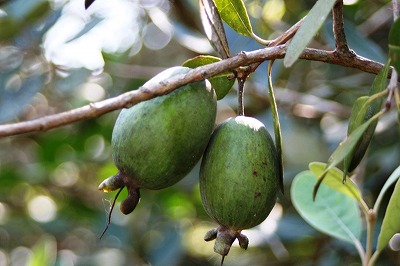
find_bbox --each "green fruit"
[99,66,217,214]
[200,116,279,259]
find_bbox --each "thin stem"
[358,197,371,218]
[251,32,271,46]
[268,17,305,47]
[393,0,400,20]
[354,238,367,266]
[386,69,398,110]
[368,250,381,266]
[237,78,245,116]
[267,61,284,193]
[365,209,377,266]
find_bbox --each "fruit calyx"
[204,225,249,261]
[98,171,141,215]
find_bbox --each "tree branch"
[0,45,387,138]
[332,0,351,53]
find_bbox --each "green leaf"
[369,59,390,96]
[268,62,284,193]
[343,61,390,175]
[284,0,337,67]
[27,235,57,266]
[322,110,383,172]
[347,96,370,134]
[389,18,400,73]
[309,162,361,201]
[343,96,374,175]
[374,165,400,215]
[182,55,234,100]
[291,170,362,244]
[214,0,253,37]
[328,112,380,167]
[199,0,230,59]
[377,173,400,251]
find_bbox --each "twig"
[0,45,388,138]
[332,0,352,54]
[386,69,398,110]
[394,0,400,20]
[237,78,246,116]
[268,17,305,47]
[365,209,377,266]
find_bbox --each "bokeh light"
[0,202,7,225]
[27,195,57,223]
[51,162,80,187]
[262,0,285,23]
[0,249,8,266]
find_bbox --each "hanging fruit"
[99,66,217,216]
[200,115,280,263]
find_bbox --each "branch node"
[238,51,248,59]
[201,70,208,79]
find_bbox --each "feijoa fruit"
[99,66,217,215]
[200,116,279,261]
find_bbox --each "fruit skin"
[200,116,279,229]
[99,66,217,214]
[199,116,279,257]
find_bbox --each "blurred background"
[0,0,399,265]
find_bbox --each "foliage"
[0,0,399,265]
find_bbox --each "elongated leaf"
[314,60,389,192]
[389,18,400,73]
[377,175,400,251]
[313,109,385,198]
[374,165,400,214]
[199,0,230,59]
[268,61,284,193]
[347,96,370,134]
[291,170,362,244]
[327,111,383,171]
[369,59,391,96]
[182,55,234,99]
[284,0,337,67]
[343,61,390,175]
[214,0,252,36]
[309,162,361,201]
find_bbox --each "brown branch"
[299,48,383,74]
[332,0,351,54]
[268,17,305,47]
[0,45,386,138]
